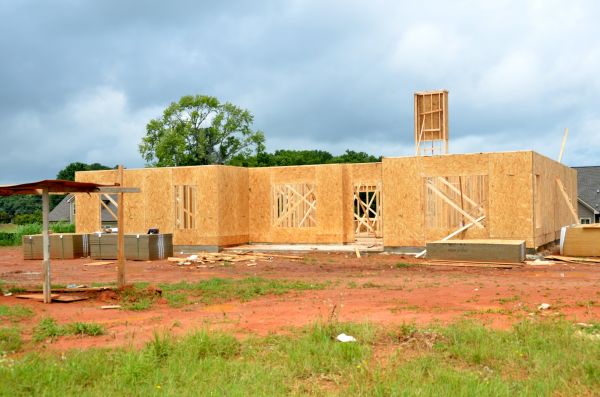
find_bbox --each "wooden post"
[117,165,125,287]
[41,189,51,303]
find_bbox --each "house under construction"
[74,91,578,251]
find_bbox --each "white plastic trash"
[336,333,357,343]
[538,303,551,310]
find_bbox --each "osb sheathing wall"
[246,162,381,244]
[532,152,577,248]
[76,166,249,247]
[382,151,576,249]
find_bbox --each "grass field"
[0,224,17,233]
[0,319,598,396]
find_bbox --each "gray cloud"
[1,0,600,184]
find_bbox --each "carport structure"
[0,167,139,303]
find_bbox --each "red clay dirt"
[1,246,599,353]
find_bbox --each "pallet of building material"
[22,233,88,260]
[425,239,526,263]
[88,233,173,260]
[560,225,600,257]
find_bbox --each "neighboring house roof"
[574,166,600,215]
[48,194,73,222]
[578,197,598,214]
[100,195,118,222]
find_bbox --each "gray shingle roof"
[48,194,72,222]
[574,166,600,214]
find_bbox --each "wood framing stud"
[272,184,316,228]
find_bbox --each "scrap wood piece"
[15,293,60,301]
[545,255,600,264]
[415,215,487,258]
[19,286,113,293]
[101,305,121,310]
[355,247,361,258]
[52,295,88,302]
[83,261,114,267]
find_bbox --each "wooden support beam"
[415,215,486,258]
[556,178,579,224]
[96,187,140,193]
[558,127,569,163]
[117,165,125,287]
[426,181,484,228]
[41,189,51,304]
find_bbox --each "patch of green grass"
[50,222,75,233]
[346,281,358,289]
[0,320,599,395]
[0,305,34,323]
[361,281,382,288]
[159,277,327,305]
[0,327,22,353]
[33,318,105,342]
[164,292,188,308]
[395,262,414,269]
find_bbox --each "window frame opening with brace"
[353,182,382,238]
[272,183,317,228]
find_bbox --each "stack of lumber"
[22,233,87,260]
[89,233,173,260]
[168,251,302,267]
[426,239,526,263]
[560,225,600,257]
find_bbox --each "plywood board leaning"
[560,226,600,257]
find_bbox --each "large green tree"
[139,95,265,166]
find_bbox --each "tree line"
[1,94,380,224]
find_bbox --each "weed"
[498,295,520,304]
[0,305,34,323]
[67,322,105,337]
[0,327,21,353]
[346,281,358,289]
[33,318,65,342]
[395,262,414,269]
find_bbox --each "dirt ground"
[1,246,599,352]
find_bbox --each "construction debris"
[167,251,303,267]
[538,303,551,310]
[101,305,121,310]
[83,261,114,267]
[336,333,357,343]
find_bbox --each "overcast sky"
[1,0,599,184]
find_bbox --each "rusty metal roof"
[0,180,115,196]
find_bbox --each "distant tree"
[328,150,380,163]
[56,162,113,181]
[0,211,10,224]
[139,95,265,167]
[228,149,380,167]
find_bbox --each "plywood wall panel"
[217,166,249,246]
[532,152,578,247]
[144,168,174,234]
[487,152,533,246]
